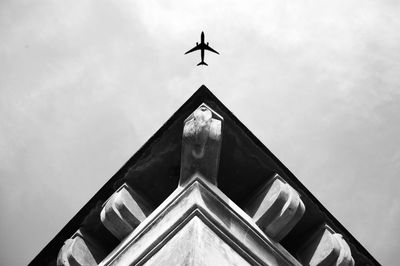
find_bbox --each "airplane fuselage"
[185,31,219,66]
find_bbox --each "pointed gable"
[31,85,379,265]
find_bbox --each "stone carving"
[99,176,301,266]
[245,174,305,242]
[46,94,377,266]
[57,229,104,266]
[297,224,354,266]
[180,103,223,186]
[100,183,153,240]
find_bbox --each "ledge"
[100,176,301,266]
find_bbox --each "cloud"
[1,0,400,264]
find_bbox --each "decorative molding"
[245,174,305,241]
[142,216,252,265]
[297,224,354,266]
[99,176,301,266]
[180,103,223,186]
[32,86,379,266]
[100,183,153,240]
[56,229,105,266]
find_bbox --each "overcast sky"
[1,0,400,265]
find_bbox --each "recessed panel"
[143,216,252,266]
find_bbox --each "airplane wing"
[184,45,200,54]
[204,45,219,54]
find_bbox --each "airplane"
[185,31,219,66]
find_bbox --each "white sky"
[1,0,399,265]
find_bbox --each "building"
[30,86,379,265]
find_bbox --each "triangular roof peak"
[31,85,379,265]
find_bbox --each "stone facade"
[31,86,379,266]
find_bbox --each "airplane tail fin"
[197,61,208,66]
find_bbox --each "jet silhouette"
[185,31,219,66]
